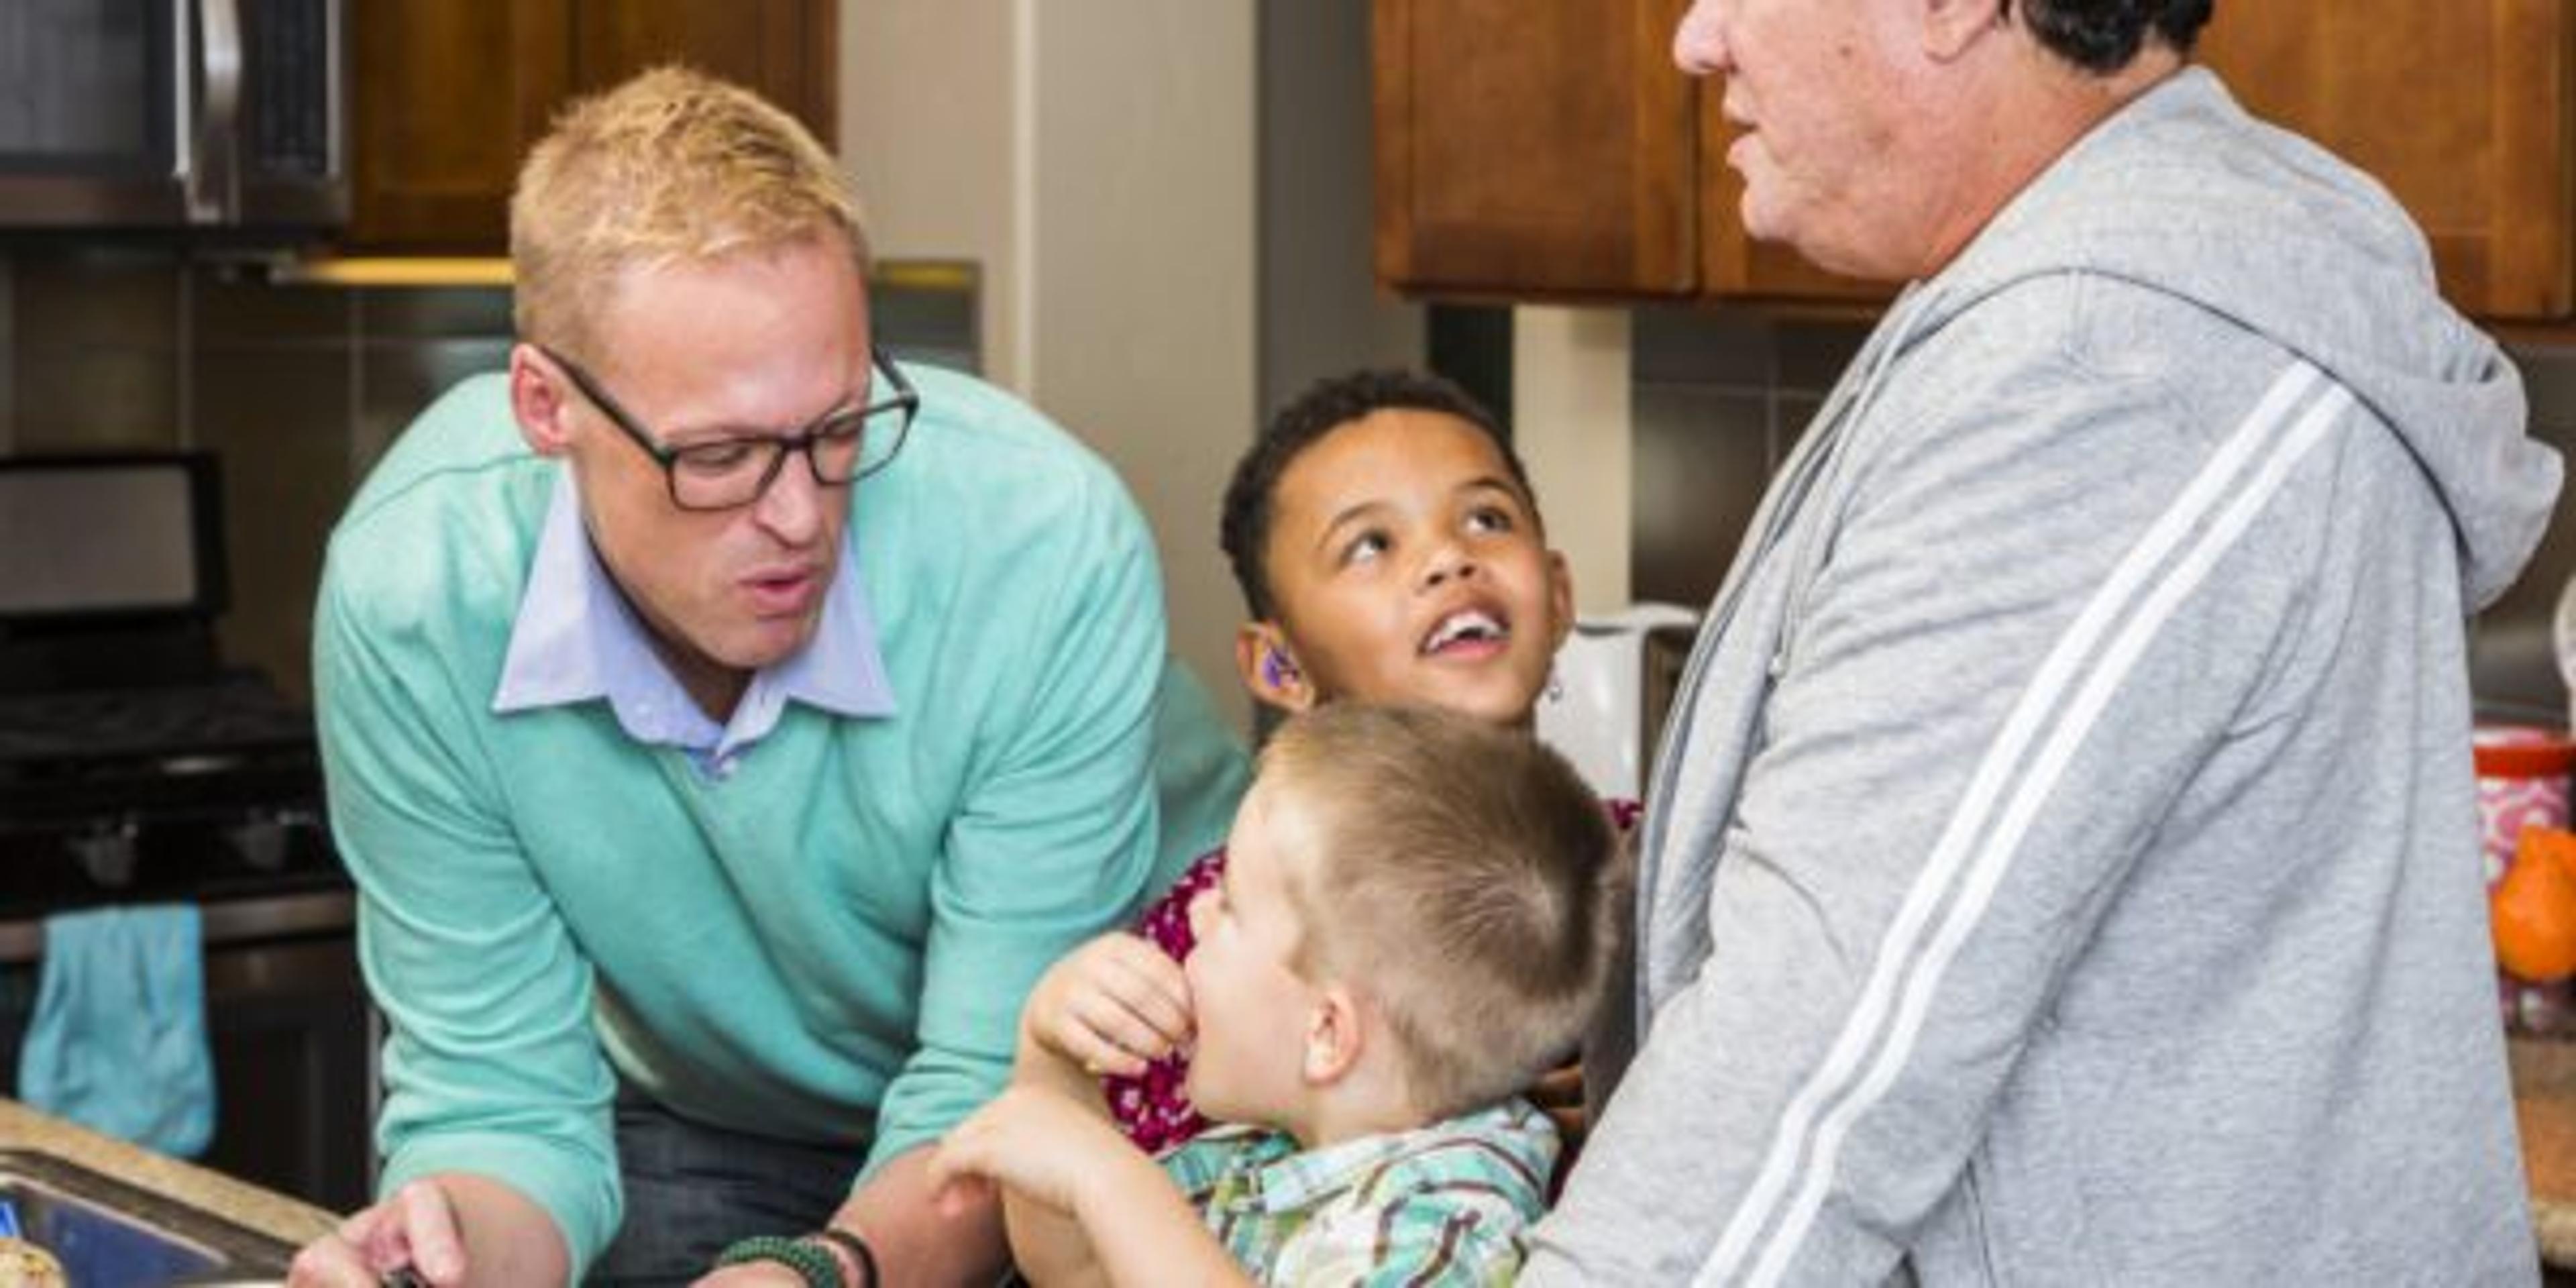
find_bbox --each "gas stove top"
[0,676,316,773]
[0,674,339,920]
[0,453,349,918]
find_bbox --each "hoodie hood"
[1900,67,2558,610]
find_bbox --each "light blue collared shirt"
[490,472,896,777]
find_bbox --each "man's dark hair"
[1219,369,1536,620]
[2006,0,2214,73]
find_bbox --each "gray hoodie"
[1525,68,2561,1286]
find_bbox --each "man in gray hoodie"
[1525,2,2563,1284]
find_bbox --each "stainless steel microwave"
[0,0,345,231]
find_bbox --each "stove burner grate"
[0,680,315,771]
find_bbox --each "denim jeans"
[588,1087,863,1286]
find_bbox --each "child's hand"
[930,1085,1130,1216]
[1023,932,1193,1077]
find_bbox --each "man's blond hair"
[510,65,867,358]
[1260,704,1623,1122]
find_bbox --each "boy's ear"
[1303,985,1364,1085]
[511,343,579,459]
[1544,549,1576,654]
[1236,623,1316,714]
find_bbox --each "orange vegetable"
[2494,825,2576,983]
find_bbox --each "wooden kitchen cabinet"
[1372,0,1699,299]
[347,0,837,254]
[1377,0,2574,319]
[350,0,568,253]
[569,0,835,125]
[1369,0,1878,303]
[2193,0,2573,320]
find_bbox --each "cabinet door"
[1374,0,1697,298]
[2196,1,2572,319]
[571,0,837,150]
[348,0,572,253]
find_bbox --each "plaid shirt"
[1157,1098,1558,1286]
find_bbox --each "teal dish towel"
[18,905,215,1158]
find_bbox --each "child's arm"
[930,1085,1256,1288]
[993,1028,1117,1287]
[947,932,1199,1285]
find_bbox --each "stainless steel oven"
[0,0,347,231]
[0,452,370,1211]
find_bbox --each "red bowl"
[2479,726,2576,780]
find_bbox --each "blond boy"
[930,703,1621,1287]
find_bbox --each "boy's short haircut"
[1260,704,1621,1122]
[1220,370,1540,621]
[511,65,869,362]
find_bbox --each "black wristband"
[810,1226,879,1288]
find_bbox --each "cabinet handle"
[186,0,243,223]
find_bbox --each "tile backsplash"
[1,249,515,702]
[1630,305,2576,724]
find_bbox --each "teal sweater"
[315,366,1244,1275]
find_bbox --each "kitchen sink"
[0,1148,295,1285]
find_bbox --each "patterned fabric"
[1106,847,1226,1152]
[1159,1098,1558,1287]
[1108,800,1642,1153]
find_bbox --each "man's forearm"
[831,1147,1008,1288]
[433,1173,571,1287]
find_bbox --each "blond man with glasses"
[289,68,1246,1288]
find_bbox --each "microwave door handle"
[167,0,193,193]
[186,0,244,223]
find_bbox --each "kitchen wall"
[1622,305,2576,723]
[0,250,514,700]
[1516,308,1633,613]
[844,0,1439,735]
[843,0,1278,733]
[1257,1,1424,419]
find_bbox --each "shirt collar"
[1218,1102,1541,1216]
[492,470,896,757]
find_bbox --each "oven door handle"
[0,890,354,967]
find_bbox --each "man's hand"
[929,1085,1133,1217]
[1022,932,1193,1078]
[287,1179,467,1287]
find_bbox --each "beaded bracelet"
[715,1234,843,1288]
[809,1226,880,1288]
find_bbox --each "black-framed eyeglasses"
[538,343,921,511]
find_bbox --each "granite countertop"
[0,1098,337,1251]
